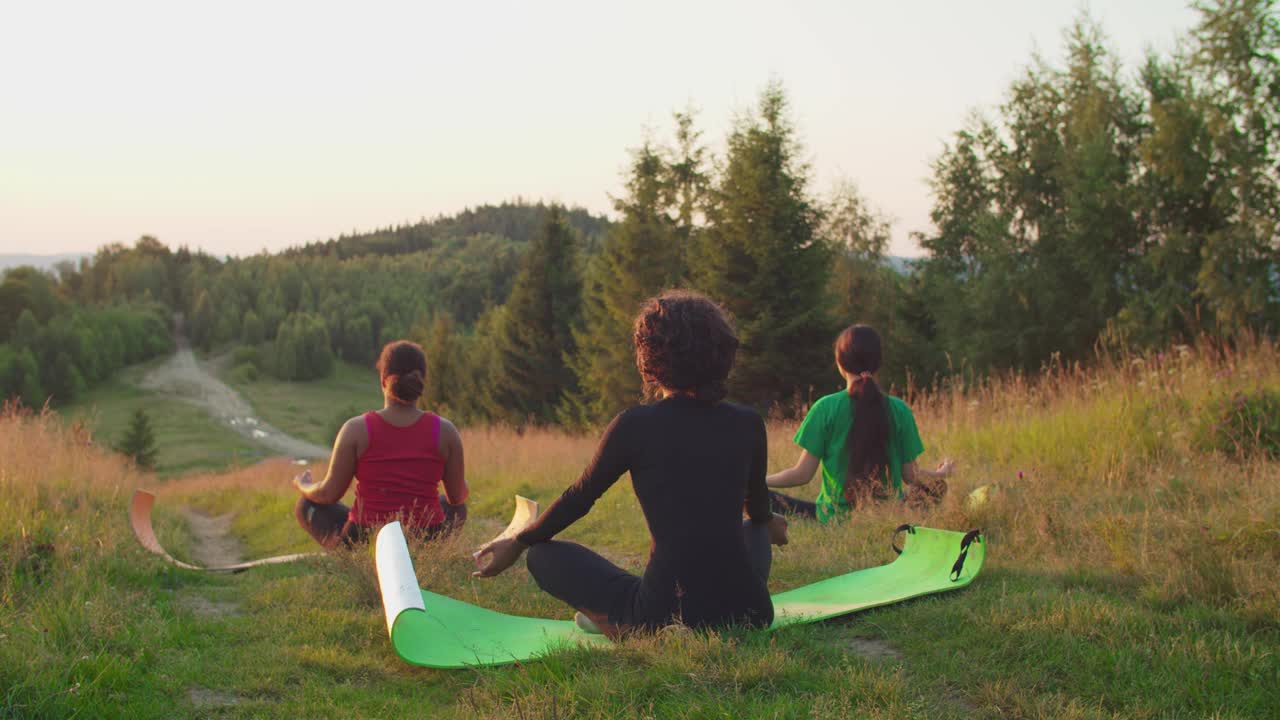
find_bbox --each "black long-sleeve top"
[517,395,774,629]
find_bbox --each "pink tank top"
[350,411,445,528]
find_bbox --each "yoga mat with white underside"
[375,498,985,669]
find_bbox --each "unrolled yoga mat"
[130,489,319,572]
[130,490,537,573]
[375,509,985,669]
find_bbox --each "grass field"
[4,340,1279,718]
[216,357,382,448]
[61,362,267,476]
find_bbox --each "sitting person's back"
[519,395,772,629]
[473,291,787,636]
[630,397,772,627]
[291,340,468,547]
[353,409,446,528]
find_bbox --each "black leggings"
[294,497,466,548]
[524,520,772,627]
[769,490,817,519]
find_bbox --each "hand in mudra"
[768,513,789,546]
[472,537,527,578]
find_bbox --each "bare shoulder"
[339,415,368,443]
[437,416,462,448]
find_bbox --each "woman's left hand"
[472,537,527,578]
[292,469,313,493]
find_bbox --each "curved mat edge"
[129,489,320,572]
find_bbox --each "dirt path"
[140,333,330,460]
[177,509,246,708]
[179,508,245,567]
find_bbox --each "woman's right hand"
[936,459,957,477]
[767,513,789,546]
[472,537,528,578]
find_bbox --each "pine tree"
[487,207,582,426]
[241,309,265,345]
[0,346,45,408]
[664,108,712,248]
[918,19,1148,373]
[691,82,835,410]
[563,141,685,425]
[188,289,214,351]
[13,309,41,349]
[272,313,334,381]
[823,181,928,388]
[118,408,158,470]
[419,311,462,416]
[1187,0,1280,334]
[47,351,85,404]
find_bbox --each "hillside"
[286,201,611,260]
[3,339,1277,718]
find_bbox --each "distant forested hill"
[288,201,610,259]
[0,202,611,408]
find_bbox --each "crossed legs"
[524,519,772,638]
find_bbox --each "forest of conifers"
[1,3,1277,429]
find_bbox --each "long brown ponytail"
[835,325,890,507]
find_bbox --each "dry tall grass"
[913,337,1280,625]
[1,403,142,606]
[0,404,187,715]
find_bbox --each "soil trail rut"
[174,507,244,618]
[180,508,245,567]
[140,331,329,460]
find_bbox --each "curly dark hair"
[633,290,738,403]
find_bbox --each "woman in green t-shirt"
[766,324,954,521]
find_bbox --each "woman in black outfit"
[473,290,789,637]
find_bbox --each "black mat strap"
[891,524,915,555]
[949,529,983,581]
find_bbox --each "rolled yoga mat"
[375,503,985,669]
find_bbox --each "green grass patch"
[62,363,265,476]
[6,341,1280,718]
[219,359,382,447]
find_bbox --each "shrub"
[1205,389,1280,459]
[231,345,261,369]
[230,362,259,384]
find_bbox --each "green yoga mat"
[376,514,984,669]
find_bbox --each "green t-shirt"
[792,390,925,522]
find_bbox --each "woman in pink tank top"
[291,340,470,548]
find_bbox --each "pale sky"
[1,0,1201,259]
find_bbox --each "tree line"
[3,1,1275,428]
[915,2,1280,374]
[0,265,172,407]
